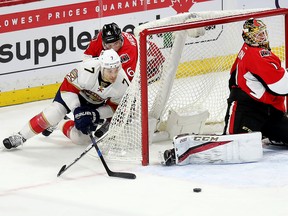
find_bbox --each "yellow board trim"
[176,45,284,78]
[0,83,61,107]
[0,46,284,107]
[176,54,237,78]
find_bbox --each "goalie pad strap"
[178,140,231,164]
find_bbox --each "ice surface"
[1,100,288,216]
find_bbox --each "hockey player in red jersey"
[161,18,288,166]
[84,22,165,83]
[223,18,288,144]
[84,22,138,81]
[3,49,130,149]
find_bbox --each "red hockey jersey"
[84,32,138,81]
[230,43,288,112]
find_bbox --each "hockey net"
[94,8,288,165]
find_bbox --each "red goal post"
[139,8,288,165]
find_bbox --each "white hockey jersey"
[60,58,130,118]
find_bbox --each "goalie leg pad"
[173,132,263,165]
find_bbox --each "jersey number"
[122,78,129,87]
[84,67,95,73]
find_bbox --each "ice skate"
[42,125,57,137]
[268,139,288,147]
[42,115,69,137]
[3,133,26,149]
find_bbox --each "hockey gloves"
[74,106,100,135]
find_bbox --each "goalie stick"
[57,132,108,177]
[89,132,136,179]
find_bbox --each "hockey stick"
[57,144,93,177]
[89,132,136,179]
[57,133,108,177]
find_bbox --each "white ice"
[1,99,288,216]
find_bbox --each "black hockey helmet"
[102,23,122,44]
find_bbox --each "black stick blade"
[57,165,67,177]
[109,172,136,179]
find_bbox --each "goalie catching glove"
[74,106,100,135]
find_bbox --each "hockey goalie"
[162,132,263,166]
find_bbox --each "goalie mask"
[242,18,270,49]
[102,22,123,44]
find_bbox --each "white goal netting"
[92,8,286,165]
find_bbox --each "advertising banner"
[0,0,284,105]
[0,0,220,92]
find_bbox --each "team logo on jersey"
[66,68,78,82]
[120,53,130,63]
[82,90,104,103]
[98,85,104,92]
[260,49,271,57]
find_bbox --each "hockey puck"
[193,188,202,193]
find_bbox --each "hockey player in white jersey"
[3,49,130,149]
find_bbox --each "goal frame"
[139,8,288,166]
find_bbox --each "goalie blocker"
[162,132,263,166]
